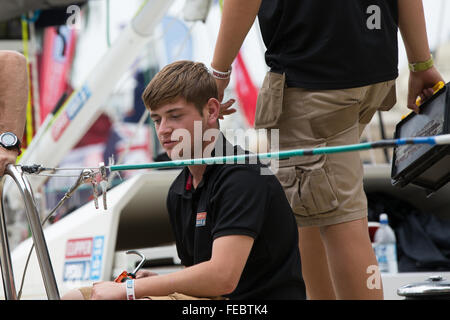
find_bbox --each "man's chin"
[164,149,182,160]
[164,149,173,160]
[161,143,176,159]
[166,150,194,161]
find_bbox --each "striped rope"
[108,134,450,172]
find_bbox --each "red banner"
[233,51,258,127]
[39,26,77,123]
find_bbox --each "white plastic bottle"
[373,213,398,273]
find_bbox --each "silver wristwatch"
[0,132,21,153]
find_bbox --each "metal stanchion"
[0,173,17,300]
[0,164,59,300]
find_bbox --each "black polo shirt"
[166,139,306,300]
[258,0,399,89]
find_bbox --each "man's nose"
[158,118,172,136]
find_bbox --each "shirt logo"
[196,212,207,227]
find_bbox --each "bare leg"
[298,226,336,299]
[320,218,383,300]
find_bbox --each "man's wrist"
[409,54,434,72]
[0,146,20,157]
[210,64,232,80]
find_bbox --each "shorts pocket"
[277,158,339,217]
[254,72,285,129]
[277,166,307,216]
[297,166,339,216]
[378,81,397,111]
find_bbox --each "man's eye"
[171,114,180,119]
[153,119,161,124]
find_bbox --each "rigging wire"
[16,173,88,299]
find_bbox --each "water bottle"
[373,213,398,273]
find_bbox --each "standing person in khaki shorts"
[211,0,444,299]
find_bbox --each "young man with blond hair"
[62,60,306,300]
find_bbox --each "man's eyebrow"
[150,107,183,118]
[165,107,183,114]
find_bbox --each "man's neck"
[186,130,222,189]
[188,165,207,189]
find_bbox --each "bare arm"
[211,0,262,102]
[91,235,254,299]
[398,0,431,63]
[212,0,262,71]
[0,51,28,176]
[398,0,444,112]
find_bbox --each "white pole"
[5,0,174,209]
[435,134,450,145]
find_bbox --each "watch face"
[1,132,17,147]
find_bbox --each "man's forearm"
[134,235,253,298]
[0,51,28,138]
[211,0,262,72]
[134,260,234,298]
[398,0,432,63]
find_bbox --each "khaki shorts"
[255,72,396,227]
[78,286,225,300]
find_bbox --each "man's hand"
[91,271,158,299]
[398,0,445,113]
[213,74,236,120]
[407,66,444,113]
[135,270,158,279]
[91,281,126,300]
[219,98,236,120]
[0,148,18,177]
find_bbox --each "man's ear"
[204,97,220,125]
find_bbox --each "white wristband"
[210,65,232,80]
[125,279,135,300]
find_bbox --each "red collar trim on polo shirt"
[186,173,193,191]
